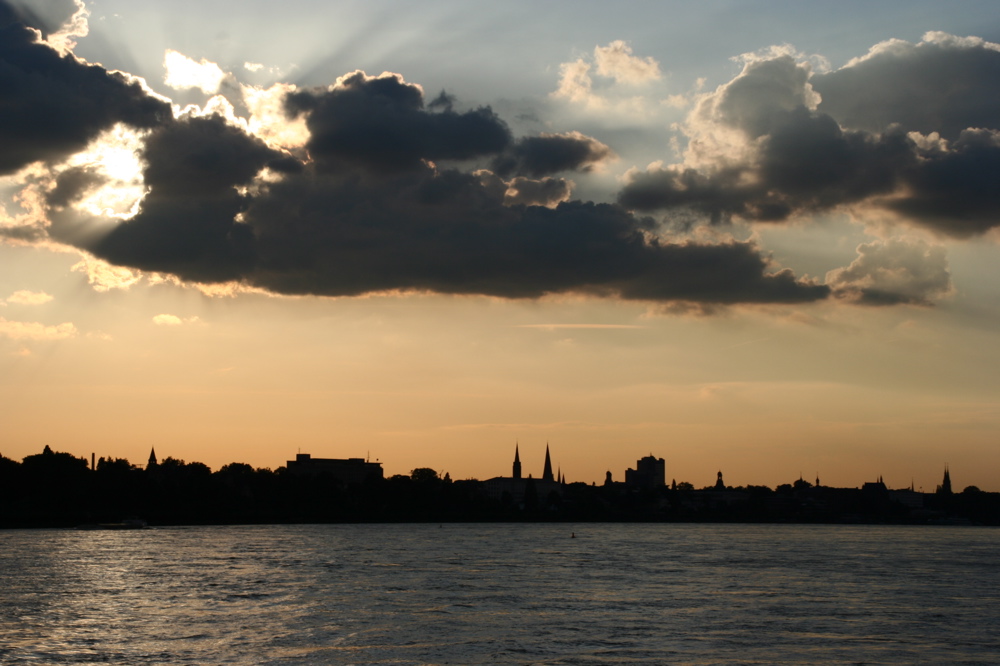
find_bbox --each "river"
[1,523,997,664]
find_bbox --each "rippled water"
[1,524,998,664]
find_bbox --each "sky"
[2,0,1000,491]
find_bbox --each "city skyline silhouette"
[2,0,1000,492]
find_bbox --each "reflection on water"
[1,524,998,664]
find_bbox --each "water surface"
[1,524,998,664]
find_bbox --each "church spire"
[938,465,952,495]
[512,443,521,479]
[542,443,554,482]
[147,447,158,469]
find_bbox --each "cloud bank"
[3,2,991,310]
[619,33,1000,239]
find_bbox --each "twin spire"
[512,442,559,483]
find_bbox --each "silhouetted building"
[485,445,562,505]
[147,447,157,469]
[862,476,888,493]
[285,453,383,485]
[714,470,726,490]
[625,455,666,490]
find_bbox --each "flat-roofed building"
[285,453,383,485]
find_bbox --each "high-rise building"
[625,455,665,489]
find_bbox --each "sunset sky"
[2,0,1000,491]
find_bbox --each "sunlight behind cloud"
[63,124,147,219]
[243,82,309,150]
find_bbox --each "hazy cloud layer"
[619,37,1000,237]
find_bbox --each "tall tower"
[512,444,522,479]
[147,447,158,469]
[542,444,554,482]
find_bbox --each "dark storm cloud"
[285,71,512,172]
[503,176,573,207]
[813,34,1000,141]
[45,165,107,207]
[0,1,170,175]
[41,119,826,306]
[888,128,1000,237]
[238,163,828,304]
[492,132,614,178]
[620,110,914,223]
[619,43,1000,237]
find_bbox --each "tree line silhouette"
[2,446,998,527]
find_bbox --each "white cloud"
[826,238,953,305]
[0,317,77,341]
[163,49,227,95]
[152,314,200,326]
[46,0,89,55]
[551,41,664,117]
[152,314,182,326]
[72,256,143,292]
[552,59,594,106]
[594,40,661,85]
[5,290,53,305]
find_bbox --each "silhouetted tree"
[410,468,440,483]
